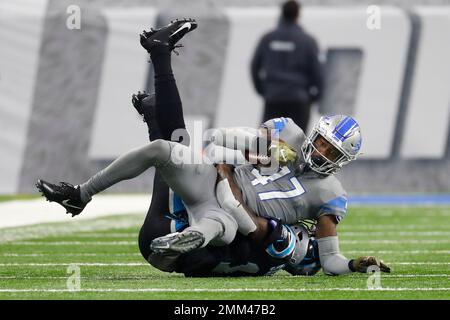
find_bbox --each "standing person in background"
[251,0,323,132]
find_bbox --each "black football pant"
[137,46,187,260]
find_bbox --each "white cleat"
[150,230,205,254]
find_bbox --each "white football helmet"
[301,115,362,175]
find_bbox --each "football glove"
[269,140,298,167]
[351,256,391,273]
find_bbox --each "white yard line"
[0,262,147,266]
[5,239,450,246]
[8,241,136,245]
[339,225,450,230]
[1,253,141,257]
[0,195,150,228]
[340,231,450,236]
[0,262,448,267]
[69,233,137,238]
[340,240,450,244]
[2,250,448,257]
[389,262,450,265]
[342,250,450,254]
[0,288,448,293]
[65,231,450,238]
[0,274,447,280]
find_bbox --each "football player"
[36,18,389,276]
[130,91,320,277]
[36,19,299,270]
[210,115,390,275]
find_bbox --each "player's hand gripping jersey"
[232,118,348,224]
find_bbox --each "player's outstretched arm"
[316,215,390,275]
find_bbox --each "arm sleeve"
[216,179,257,235]
[210,127,262,154]
[317,236,353,276]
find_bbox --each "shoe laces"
[57,182,77,198]
[172,43,184,56]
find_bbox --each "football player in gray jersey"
[36,18,389,276]
[212,115,390,275]
[232,117,347,224]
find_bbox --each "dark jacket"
[251,20,323,105]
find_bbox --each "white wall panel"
[216,7,411,158]
[400,7,450,158]
[88,8,156,159]
[0,0,48,193]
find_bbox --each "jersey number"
[251,167,306,201]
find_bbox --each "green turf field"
[0,204,449,300]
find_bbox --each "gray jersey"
[234,117,348,224]
[262,117,306,153]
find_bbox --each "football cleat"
[140,18,198,54]
[36,179,87,217]
[150,230,205,254]
[131,91,156,122]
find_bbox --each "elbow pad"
[317,236,352,276]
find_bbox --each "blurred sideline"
[1,194,449,229]
[0,195,150,229]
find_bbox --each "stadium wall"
[0,0,449,194]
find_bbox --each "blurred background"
[1,0,449,196]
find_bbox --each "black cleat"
[131,91,155,122]
[36,179,86,217]
[140,18,198,54]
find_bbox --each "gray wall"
[6,0,450,194]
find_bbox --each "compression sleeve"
[210,127,261,154]
[216,179,257,235]
[317,236,353,276]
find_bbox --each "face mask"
[311,154,327,167]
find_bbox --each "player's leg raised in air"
[36,19,237,255]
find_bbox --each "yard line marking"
[2,253,141,257]
[382,274,450,278]
[343,250,450,254]
[0,263,148,266]
[2,251,448,257]
[340,240,450,244]
[388,262,450,265]
[7,239,450,246]
[8,241,136,245]
[0,262,448,267]
[64,231,450,237]
[0,274,447,280]
[0,288,448,293]
[341,231,450,236]
[70,233,137,238]
[339,225,450,230]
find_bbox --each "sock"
[148,46,188,144]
